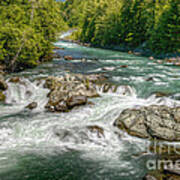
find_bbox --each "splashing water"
[0,37,180,180]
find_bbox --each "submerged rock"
[87,125,105,138]
[0,75,8,91]
[152,91,172,98]
[114,105,180,141]
[25,102,38,110]
[120,65,128,68]
[146,77,154,82]
[54,125,105,144]
[44,74,100,112]
[64,56,73,60]
[87,101,95,106]
[25,90,33,97]
[8,77,21,83]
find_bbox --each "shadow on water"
[0,149,149,180]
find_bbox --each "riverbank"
[60,37,180,65]
[0,50,63,75]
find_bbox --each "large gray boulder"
[44,74,100,112]
[114,105,180,141]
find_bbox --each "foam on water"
[0,38,180,179]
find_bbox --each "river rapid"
[0,38,180,180]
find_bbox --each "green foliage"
[60,0,84,27]
[63,0,180,54]
[0,0,68,72]
[147,0,180,53]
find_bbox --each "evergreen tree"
[59,0,180,54]
[148,0,180,53]
[0,0,67,72]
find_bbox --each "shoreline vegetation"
[0,0,68,73]
[61,0,180,60]
[59,38,180,63]
[0,0,179,74]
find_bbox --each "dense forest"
[0,0,179,72]
[0,0,67,72]
[61,0,180,56]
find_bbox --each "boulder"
[54,125,105,144]
[149,56,154,60]
[153,92,172,98]
[120,65,128,68]
[8,77,20,83]
[114,105,180,141]
[83,43,90,47]
[44,74,100,112]
[87,101,95,106]
[146,77,154,82]
[25,90,32,97]
[64,56,73,60]
[87,125,104,138]
[0,75,8,91]
[67,95,87,108]
[25,102,38,110]
[0,91,5,102]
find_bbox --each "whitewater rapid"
[0,39,180,180]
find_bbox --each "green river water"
[0,38,180,180]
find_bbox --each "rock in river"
[64,56,73,60]
[25,102,38,110]
[87,125,105,138]
[67,95,87,108]
[114,105,180,141]
[8,77,21,83]
[0,91,5,102]
[54,125,105,144]
[0,75,8,91]
[44,74,100,112]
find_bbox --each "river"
[0,39,180,180]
